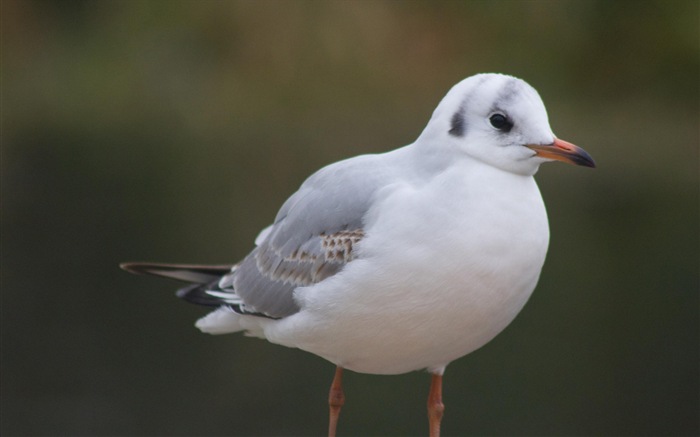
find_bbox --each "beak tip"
[577,155,596,169]
[577,150,597,169]
[533,138,596,168]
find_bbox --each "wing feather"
[226,154,396,318]
[123,151,402,320]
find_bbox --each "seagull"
[121,73,595,437]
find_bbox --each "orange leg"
[328,366,345,437]
[427,373,445,437]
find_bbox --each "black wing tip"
[119,262,234,277]
[120,262,150,275]
[228,304,281,320]
[175,282,222,307]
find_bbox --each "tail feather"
[195,307,247,334]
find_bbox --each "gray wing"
[218,153,397,318]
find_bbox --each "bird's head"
[419,73,595,176]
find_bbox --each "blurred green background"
[2,0,698,435]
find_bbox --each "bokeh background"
[3,1,698,435]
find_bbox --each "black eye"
[489,113,513,132]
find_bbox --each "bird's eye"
[489,113,513,132]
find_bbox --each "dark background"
[3,1,698,435]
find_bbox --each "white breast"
[266,161,550,375]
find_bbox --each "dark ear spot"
[449,109,465,137]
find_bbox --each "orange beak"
[526,138,596,168]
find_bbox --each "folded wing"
[122,152,399,319]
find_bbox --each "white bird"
[122,73,595,437]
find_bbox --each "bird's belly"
[271,227,548,375]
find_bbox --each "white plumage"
[122,72,595,437]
